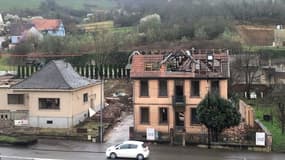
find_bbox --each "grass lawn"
[0,0,42,11]
[0,57,16,71]
[249,100,285,152]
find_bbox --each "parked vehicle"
[106,140,150,160]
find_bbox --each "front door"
[175,111,185,131]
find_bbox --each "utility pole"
[207,53,213,149]
[100,68,104,143]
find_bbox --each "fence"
[16,65,130,79]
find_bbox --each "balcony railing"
[172,95,186,107]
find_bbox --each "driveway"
[104,113,133,145]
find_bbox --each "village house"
[129,49,230,141]
[274,25,285,47]
[0,60,103,128]
[31,18,65,36]
[9,22,34,44]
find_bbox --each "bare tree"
[231,52,261,98]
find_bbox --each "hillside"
[237,25,274,46]
[0,0,117,11]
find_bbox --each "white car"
[106,140,150,160]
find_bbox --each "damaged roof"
[130,49,229,79]
[12,60,97,89]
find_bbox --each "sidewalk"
[28,114,133,153]
[29,139,107,153]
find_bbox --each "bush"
[0,135,38,145]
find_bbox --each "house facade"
[0,60,103,128]
[130,49,230,140]
[31,18,65,36]
[9,22,34,44]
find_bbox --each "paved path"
[104,113,133,145]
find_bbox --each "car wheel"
[137,154,144,160]
[110,152,117,159]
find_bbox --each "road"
[0,142,284,160]
[0,114,284,160]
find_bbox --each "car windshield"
[114,144,120,147]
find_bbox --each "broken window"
[39,98,60,110]
[140,107,149,124]
[159,107,168,124]
[211,80,220,95]
[140,80,149,97]
[8,94,24,105]
[46,120,53,124]
[191,108,200,125]
[191,80,200,97]
[144,62,160,71]
[159,79,168,97]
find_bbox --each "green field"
[0,0,117,11]
[0,0,42,11]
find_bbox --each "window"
[211,80,220,95]
[39,98,60,109]
[140,80,149,97]
[8,94,24,105]
[47,120,53,124]
[159,108,168,124]
[191,108,200,125]
[159,80,168,97]
[191,81,200,97]
[140,107,149,124]
[119,144,129,149]
[83,93,88,102]
[129,144,138,149]
[144,62,160,71]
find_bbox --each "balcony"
[172,95,186,107]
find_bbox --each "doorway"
[175,80,184,97]
[175,111,185,131]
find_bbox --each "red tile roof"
[31,19,61,31]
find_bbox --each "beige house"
[130,49,230,140]
[274,25,285,47]
[0,60,103,128]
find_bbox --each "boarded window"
[140,80,149,96]
[191,80,200,97]
[83,93,88,102]
[140,107,149,124]
[211,80,220,95]
[39,98,60,110]
[8,94,24,105]
[159,80,168,97]
[191,108,200,125]
[159,107,168,124]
